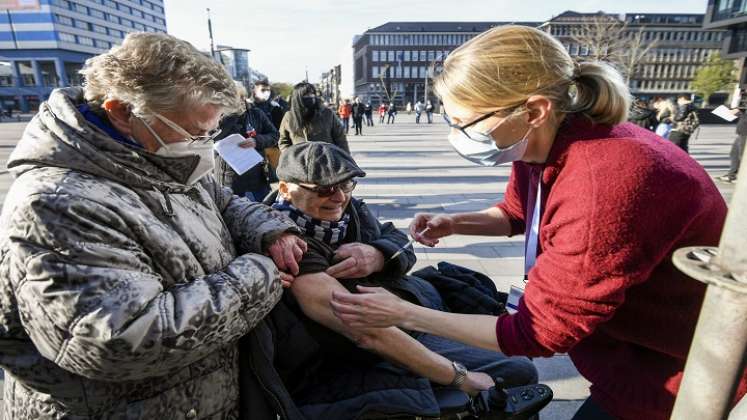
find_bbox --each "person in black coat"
[215,84,279,201]
[718,108,747,183]
[251,78,287,130]
[364,101,374,126]
[351,96,366,135]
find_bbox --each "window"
[120,18,133,27]
[92,24,107,34]
[118,4,131,13]
[580,45,589,56]
[132,9,143,18]
[95,39,110,48]
[388,50,394,61]
[372,50,379,62]
[395,66,402,78]
[107,14,119,24]
[419,66,427,78]
[420,50,426,61]
[74,20,89,30]
[55,14,73,25]
[52,0,70,8]
[427,50,435,61]
[59,32,76,43]
[404,50,411,61]
[404,66,410,78]
[104,0,116,7]
[74,4,88,14]
[90,8,105,19]
[372,66,379,77]
[133,22,145,30]
[78,36,94,46]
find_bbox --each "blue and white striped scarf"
[272,196,350,246]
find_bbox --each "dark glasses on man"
[297,180,357,197]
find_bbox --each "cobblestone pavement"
[0,115,739,418]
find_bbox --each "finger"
[271,247,288,272]
[292,243,304,262]
[333,265,362,280]
[326,257,356,277]
[296,237,308,253]
[284,247,299,275]
[333,247,354,260]
[356,285,386,294]
[332,290,367,306]
[279,272,294,288]
[330,300,364,316]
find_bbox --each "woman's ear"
[524,95,554,128]
[103,99,133,136]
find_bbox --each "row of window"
[54,13,162,35]
[369,33,476,46]
[632,80,694,91]
[640,64,704,79]
[371,49,450,63]
[367,82,406,92]
[643,48,717,63]
[51,0,166,26]
[58,31,112,49]
[371,65,444,79]
[550,25,724,43]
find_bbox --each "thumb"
[356,285,382,294]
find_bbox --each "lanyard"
[524,175,543,279]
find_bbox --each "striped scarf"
[272,196,349,246]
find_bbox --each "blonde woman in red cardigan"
[331,25,735,420]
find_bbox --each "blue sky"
[163,0,709,83]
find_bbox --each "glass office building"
[0,0,167,112]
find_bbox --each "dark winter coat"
[278,107,349,154]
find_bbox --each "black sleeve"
[297,240,335,276]
[250,108,280,150]
[355,200,416,277]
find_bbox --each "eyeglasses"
[153,113,222,145]
[297,180,357,197]
[442,111,500,140]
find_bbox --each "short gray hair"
[80,32,242,118]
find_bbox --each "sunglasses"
[297,180,357,197]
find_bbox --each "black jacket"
[253,98,287,130]
[352,102,366,119]
[737,112,747,137]
[215,102,279,196]
[628,103,658,131]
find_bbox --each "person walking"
[669,94,699,153]
[278,82,349,153]
[426,100,434,123]
[414,100,424,124]
[0,32,307,420]
[653,97,676,139]
[329,25,734,420]
[717,108,747,183]
[364,101,374,126]
[387,102,397,124]
[352,96,366,135]
[378,102,388,124]
[338,99,352,134]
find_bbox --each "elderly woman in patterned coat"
[0,33,307,419]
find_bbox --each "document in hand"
[213,133,264,175]
[712,105,738,122]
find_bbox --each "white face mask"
[136,115,216,185]
[447,113,531,167]
[255,90,271,102]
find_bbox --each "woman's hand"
[331,286,412,329]
[326,243,385,279]
[267,233,307,276]
[409,213,456,247]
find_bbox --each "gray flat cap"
[277,142,366,186]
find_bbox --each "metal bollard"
[671,148,747,420]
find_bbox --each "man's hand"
[460,372,495,396]
[267,233,307,277]
[326,243,385,279]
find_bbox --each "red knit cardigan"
[495,115,740,420]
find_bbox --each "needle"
[389,227,431,261]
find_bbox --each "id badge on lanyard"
[506,176,542,314]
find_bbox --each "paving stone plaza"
[0,114,739,418]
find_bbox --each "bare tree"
[571,16,658,82]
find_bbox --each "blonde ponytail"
[571,61,631,125]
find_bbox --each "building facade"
[0,0,167,112]
[541,11,728,101]
[352,12,730,107]
[704,0,747,107]
[319,64,342,107]
[215,45,251,86]
[352,22,539,108]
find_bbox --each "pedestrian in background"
[379,102,388,123]
[364,100,374,126]
[414,100,424,123]
[654,97,676,139]
[0,32,306,419]
[352,96,365,135]
[279,82,349,153]
[250,78,286,130]
[406,101,413,114]
[426,100,434,123]
[669,94,699,153]
[215,83,279,201]
[338,98,352,134]
[387,102,397,124]
[628,98,658,131]
[718,107,747,184]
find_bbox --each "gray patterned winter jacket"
[0,88,300,419]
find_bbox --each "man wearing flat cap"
[261,142,537,419]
